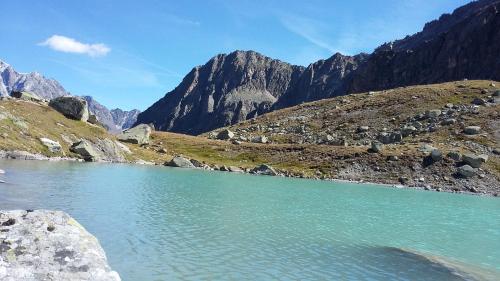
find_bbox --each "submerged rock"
[0,210,120,281]
[117,124,151,145]
[49,96,89,122]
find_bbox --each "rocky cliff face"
[0,60,68,99]
[137,50,304,135]
[137,0,500,135]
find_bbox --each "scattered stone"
[401,126,417,137]
[251,135,268,144]
[398,177,409,185]
[165,156,195,168]
[370,141,383,153]
[462,154,488,168]
[440,118,456,126]
[117,124,151,145]
[378,132,402,144]
[216,129,235,140]
[0,210,120,281]
[39,138,62,153]
[231,139,241,145]
[189,159,204,168]
[457,165,476,178]
[387,155,399,161]
[426,109,442,118]
[430,149,443,162]
[464,126,481,135]
[447,151,462,161]
[10,91,43,102]
[492,90,500,97]
[49,96,89,122]
[357,126,370,133]
[228,166,244,173]
[471,98,486,105]
[250,164,278,176]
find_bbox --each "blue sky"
[0,0,469,110]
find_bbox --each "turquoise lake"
[0,159,499,280]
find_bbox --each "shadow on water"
[359,246,499,281]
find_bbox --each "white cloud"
[39,35,110,57]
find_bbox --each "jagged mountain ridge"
[136,0,500,135]
[0,59,139,132]
[110,108,141,131]
[136,51,304,134]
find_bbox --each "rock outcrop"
[49,96,89,122]
[137,0,500,135]
[117,124,151,145]
[0,210,120,281]
[70,139,126,162]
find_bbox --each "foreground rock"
[0,210,120,281]
[49,96,89,122]
[117,124,151,145]
[70,139,126,163]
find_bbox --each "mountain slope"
[136,50,304,135]
[138,0,500,135]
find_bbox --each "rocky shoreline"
[0,210,120,281]
[1,149,495,197]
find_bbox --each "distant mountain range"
[0,59,139,132]
[136,0,500,135]
[83,96,140,133]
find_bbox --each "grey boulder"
[39,138,62,153]
[49,96,89,122]
[117,124,151,145]
[251,164,278,176]
[463,126,481,135]
[457,165,476,178]
[463,154,488,168]
[0,210,120,281]
[70,140,100,162]
[166,156,195,168]
[216,129,235,140]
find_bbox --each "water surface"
[0,159,499,280]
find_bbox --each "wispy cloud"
[279,14,340,54]
[39,35,110,57]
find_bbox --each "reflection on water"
[0,159,499,281]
